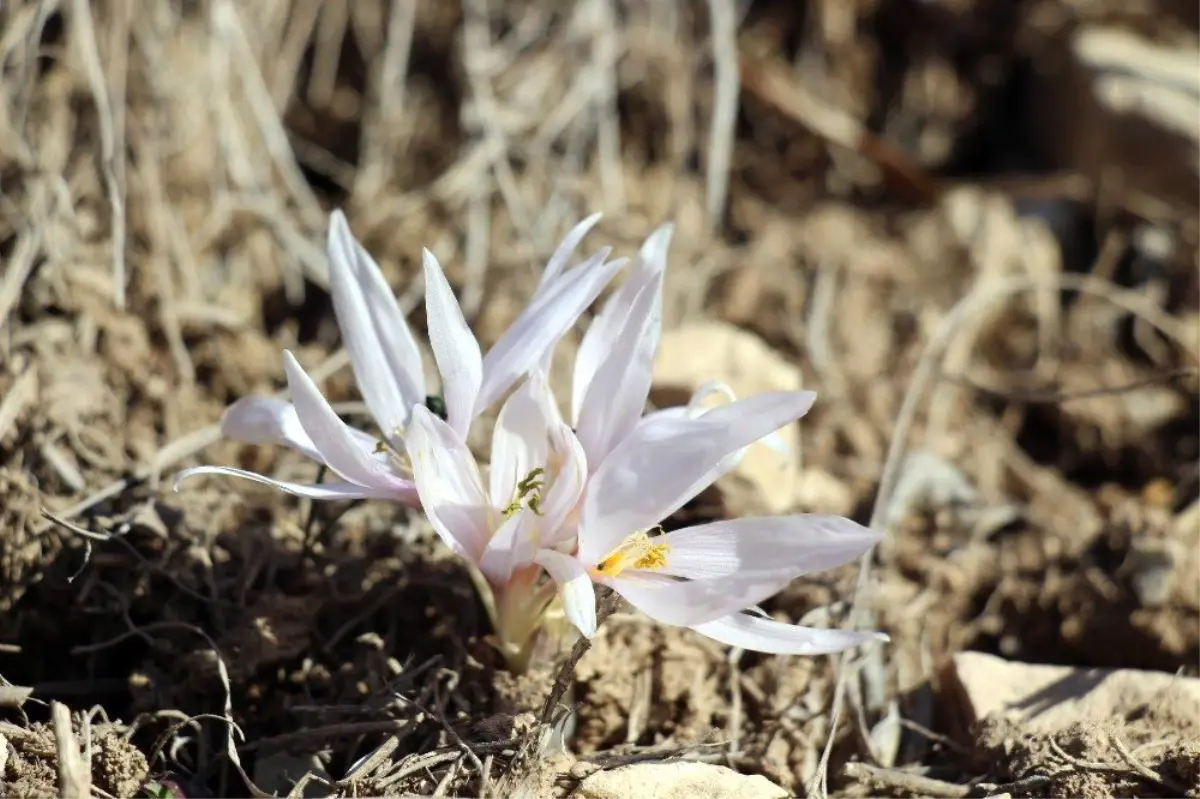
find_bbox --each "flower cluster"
[177,211,886,670]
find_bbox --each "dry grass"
[0,1,1197,797]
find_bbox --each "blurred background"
[0,1,1197,797]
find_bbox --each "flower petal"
[572,224,672,424]
[690,613,888,655]
[283,350,410,493]
[328,211,424,443]
[578,390,816,565]
[535,549,597,638]
[574,277,660,467]
[479,511,535,586]
[173,465,408,501]
[609,571,798,628]
[488,374,551,508]
[423,249,484,439]
[536,212,605,291]
[536,419,588,550]
[655,516,881,580]
[685,381,791,462]
[220,395,323,463]
[405,404,493,561]
[477,249,625,413]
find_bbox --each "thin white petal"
[423,249,484,439]
[572,224,671,423]
[488,375,551,507]
[328,211,424,442]
[691,613,888,655]
[575,277,660,467]
[578,391,816,566]
[656,516,882,580]
[405,405,492,561]
[172,465,406,501]
[220,395,322,463]
[535,550,597,638]
[479,511,535,586]
[533,214,605,374]
[283,350,410,493]
[609,571,798,628]
[537,212,604,291]
[477,250,625,413]
[536,421,588,549]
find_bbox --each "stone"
[570,761,789,799]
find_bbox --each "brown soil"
[1,1,1197,797]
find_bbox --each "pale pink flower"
[176,211,621,504]
[536,390,887,654]
[404,370,587,666]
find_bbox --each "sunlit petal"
[423,249,484,439]
[691,613,888,655]
[489,374,551,507]
[656,516,881,580]
[608,571,798,628]
[574,278,660,467]
[573,224,672,424]
[328,211,424,442]
[578,391,815,565]
[537,212,605,291]
[478,250,624,413]
[405,405,492,561]
[536,549,597,638]
[220,395,322,463]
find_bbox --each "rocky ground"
[0,1,1196,797]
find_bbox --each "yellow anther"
[594,530,670,578]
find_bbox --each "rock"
[944,650,1200,738]
[570,761,789,799]
[652,321,802,515]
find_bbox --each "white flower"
[543,222,788,471]
[525,223,882,654]
[176,211,622,504]
[404,370,587,664]
[536,389,887,654]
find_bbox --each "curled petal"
[173,465,410,502]
[656,516,881,580]
[328,211,424,443]
[220,395,322,463]
[423,249,484,439]
[535,550,597,638]
[691,613,888,655]
[405,405,492,562]
[283,351,412,494]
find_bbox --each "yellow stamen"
[594,530,670,578]
[503,467,547,518]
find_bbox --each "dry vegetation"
[0,0,1197,797]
